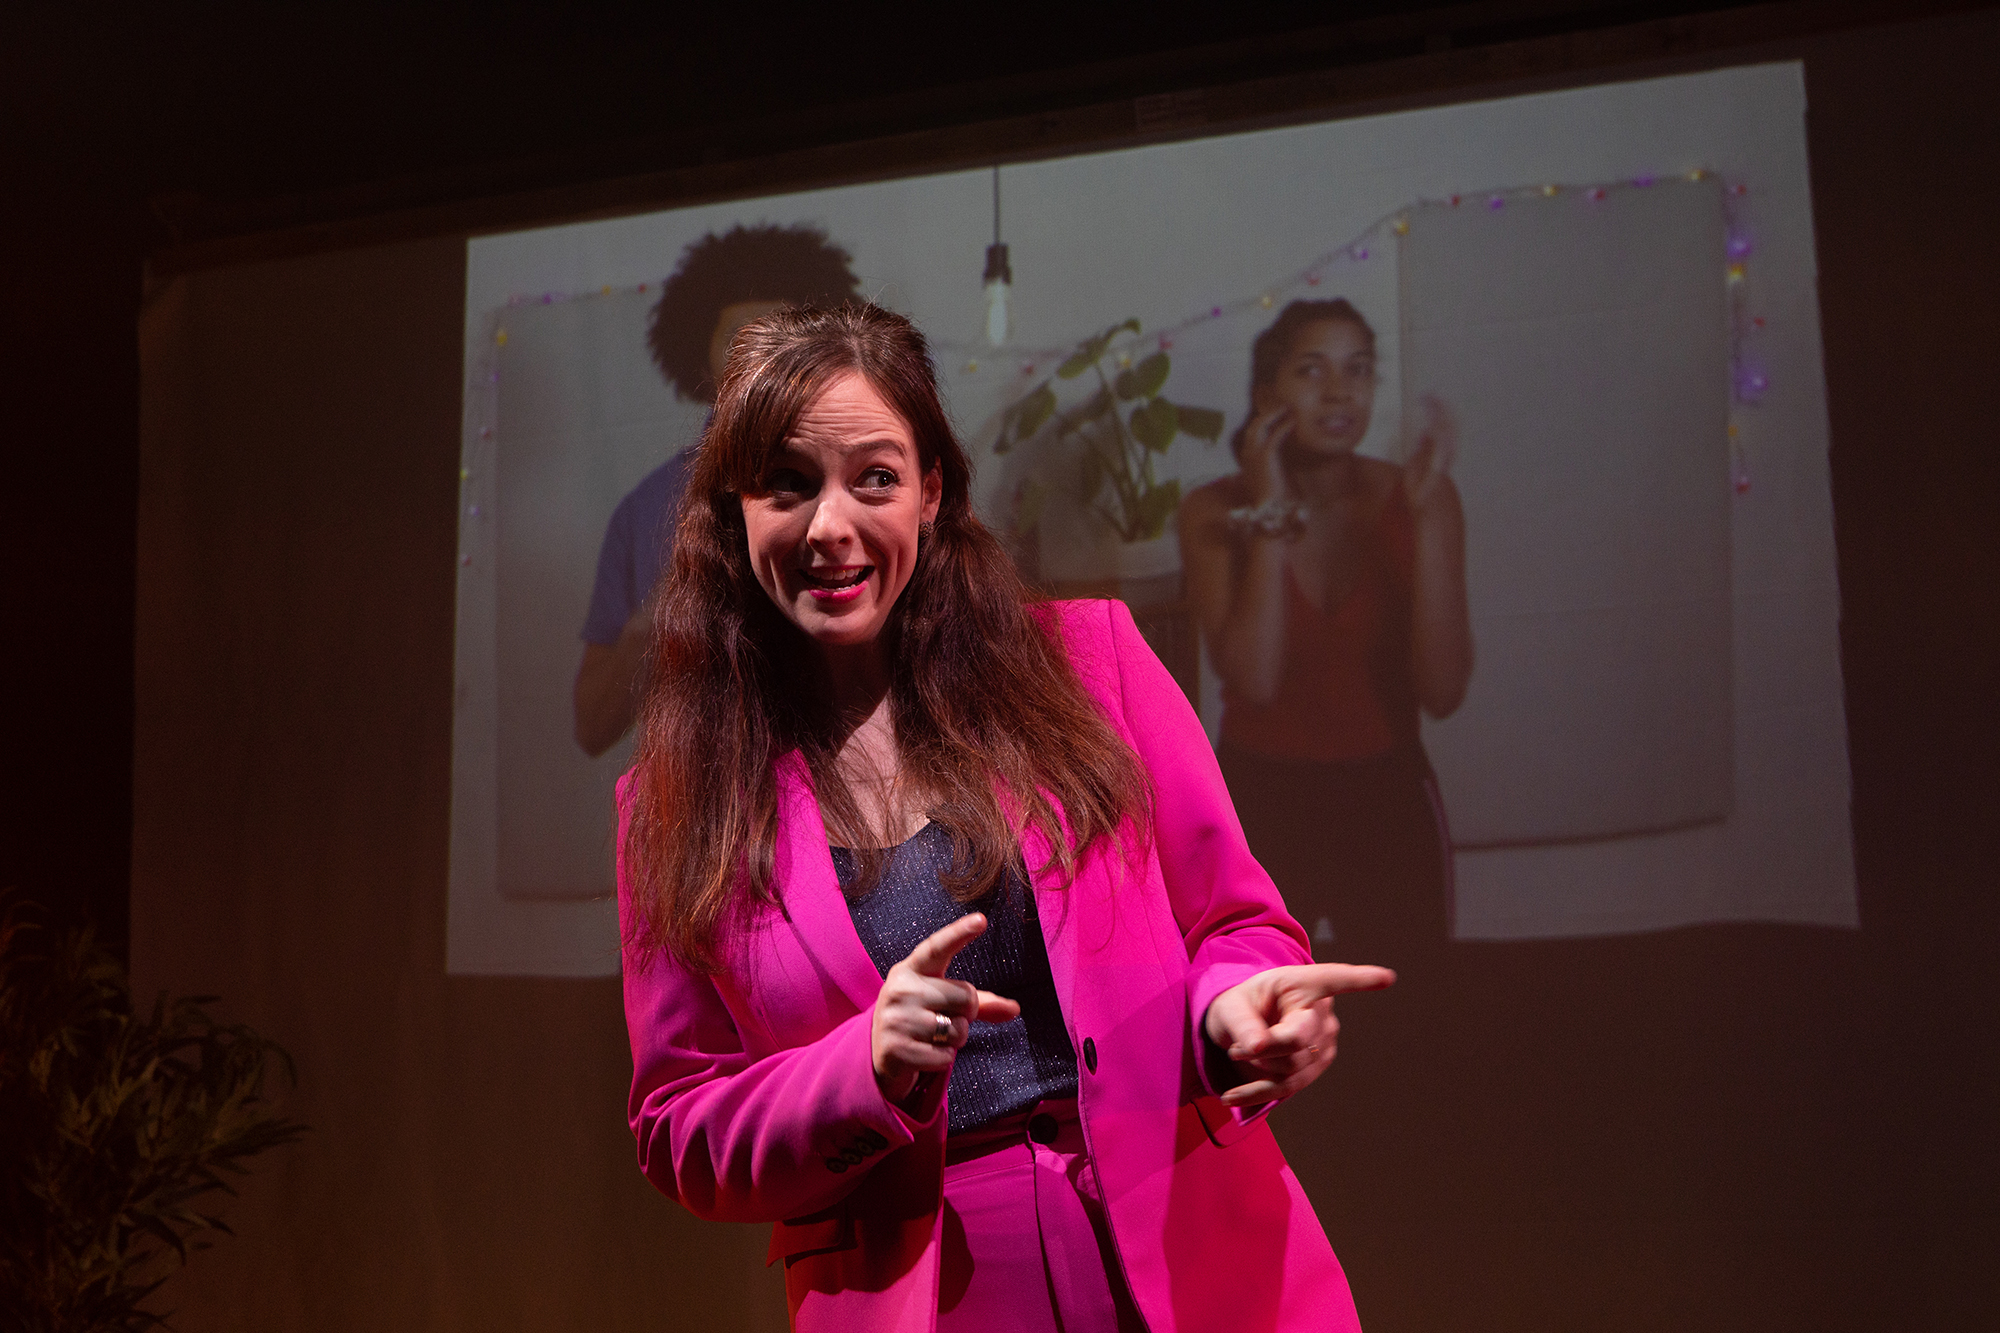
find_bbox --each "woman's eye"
[764,467,813,494]
[858,466,898,490]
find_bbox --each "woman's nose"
[805,491,855,549]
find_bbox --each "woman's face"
[739,370,941,653]
[1254,318,1377,456]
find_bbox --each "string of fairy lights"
[456,167,1766,573]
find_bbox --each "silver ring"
[930,1011,953,1045]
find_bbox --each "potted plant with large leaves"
[0,893,306,1332]
[997,318,1225,561]
[994,320,1224,701]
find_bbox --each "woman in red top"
[1180,299,1474,961]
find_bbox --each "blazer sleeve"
[617,776,941,1226]
[1085,599,1313,1114]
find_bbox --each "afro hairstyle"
[646,223,863,402]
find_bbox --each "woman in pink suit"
[618,302,1395,1332]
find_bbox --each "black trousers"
[1217,744,1452,969]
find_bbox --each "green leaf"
[1012,384,1056,442]
[1129,352,1171,401]
[1129,398,1179,452]
[1058,320,1139,379]
[1174,404,1225,442]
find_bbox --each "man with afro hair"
[574,223,862,756]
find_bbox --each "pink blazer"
[620,599,1362,1332]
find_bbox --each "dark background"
[5,1,1997,1328]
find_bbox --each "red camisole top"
[1219,496,1420,764]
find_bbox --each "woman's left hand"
[1402,393,1458,513]
[1204,963,1397,1109]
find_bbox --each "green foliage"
[1129,398,1179,453]
[1000,321,1224,544]
[1113,352,1170,403]
[0,893,307,1333]
[1175,405,1225,443]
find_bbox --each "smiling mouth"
[803,565,870,587]
[801,566,873,597]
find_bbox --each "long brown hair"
[623,303,1150,971]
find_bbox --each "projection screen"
[449,61,1853,977]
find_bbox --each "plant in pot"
[996,319,1224,701]
[0,892,306,1332]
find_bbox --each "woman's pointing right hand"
[872,913,1020,1104]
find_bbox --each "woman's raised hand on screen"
[871,914,1020,1105]
[1402,393,1458,512]
[1203,962,1397,1109]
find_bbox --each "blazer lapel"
[772,753,888,1017]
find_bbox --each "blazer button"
[1028,1113,1058,1145]
[1082,1037,1098,1073]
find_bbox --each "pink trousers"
[936,1099,1148,1332]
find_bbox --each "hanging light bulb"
[983,167,1011,346]
[984,242,1011,347]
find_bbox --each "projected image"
[452,63,1855,977]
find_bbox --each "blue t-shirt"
[580,449,696,645]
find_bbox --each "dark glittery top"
[833,822,1079,1135]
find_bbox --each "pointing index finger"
[1291,963,1397,1002]
[903,913,989,978]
